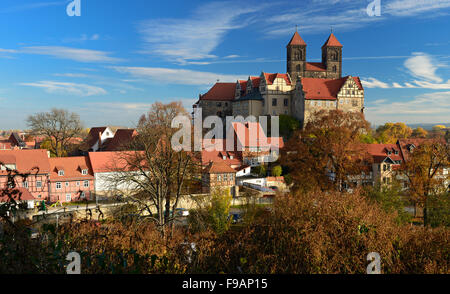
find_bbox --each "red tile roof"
[231,122,284,150]
[49,156,94,181]
[204,161,236,174]
[365,144,403,164]
[201,150,242,167]
[263,73,292,85]
[305,62,327,72]
[322,33,343,48]
[87,127,108,148]
[104,129,137,151]
[200,83,236,101]
[0,149,50,174]
[287,31,307,46]
[0,187,35,202]
[300,76,363,100]
[250,76,261,88]
[88,151,142,173]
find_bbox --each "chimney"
[98,131,102,149]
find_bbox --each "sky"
[0,0,449,130]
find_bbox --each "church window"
[272,99,277,106]
[284,99,289,106]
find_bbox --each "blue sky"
[0,0,449,129]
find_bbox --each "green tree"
[253,165,266,177]
[363,182,412,224]
[272,165,282,177]
[208,188,232,235]
[279,115,300,139]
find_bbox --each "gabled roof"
[322,33,343,48]
[287,31,307,46]
[263,73,292,85]
[87,127,108,148]
[103,129,137,151]
[300,76,363,100]
[0,187,35,202]
[200,83,236,101]
[204,161,236,174]
[49,156,94,181]
[231,122,284,150]
[88,151,142,173]
[0,149,50,174]
[365,144,402,164]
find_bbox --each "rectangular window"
[272,98,277,106]
[36,181,42,188]
[56,182,62,189]
[81,192,86,199]
[352,100,358,107]
[66,194,71,202]
[284,99,288,106]
[84,180,89,188]
[58,170,64,176]
[76,181,80,186]
[383,164,387,172]
[23,181,28,188]
[82,169,88,175]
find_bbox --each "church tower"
[321,32,343,79]
[286,31,306,82]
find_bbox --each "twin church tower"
[287,30,343,80]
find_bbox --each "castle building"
[193,31,364,127]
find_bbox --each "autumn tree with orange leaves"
[282,110,371,193]
[398,139,449,225]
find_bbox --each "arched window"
[294,51,300,60]
[299,50,303,60]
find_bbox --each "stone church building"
[193,31,365,127]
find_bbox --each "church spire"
[287,31,307,47]
[322,32,343,48]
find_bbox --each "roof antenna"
[295,25,298,32]
[331,26,333,34]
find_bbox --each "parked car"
[229,212,243,224]
[175,208,189,217]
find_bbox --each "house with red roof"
[201,161,237,194]
[0,149,51,201]
[292,75,364,125]
[86,127,115,152]
[48,156,94,203]
[88,151,142,198]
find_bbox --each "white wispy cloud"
[264,0,450,36]
[362,53,450,89]
[20,81,107,96]
[385,0,450,16]
[404,52,443,82]
[111,66,247,86]
[0,1,65,13]
[138,1,264,64]
[63,34,101,43]
[361,78,391,88]
[366,90,450,124]
[20,46,121,63]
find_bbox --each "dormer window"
[387,151,392,155]
[394,150,399,155]
[82,169,88,175]
[223,156,227,160]
[230,155,234,160]
[58,170,64,176]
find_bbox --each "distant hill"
[373,123,448,131]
